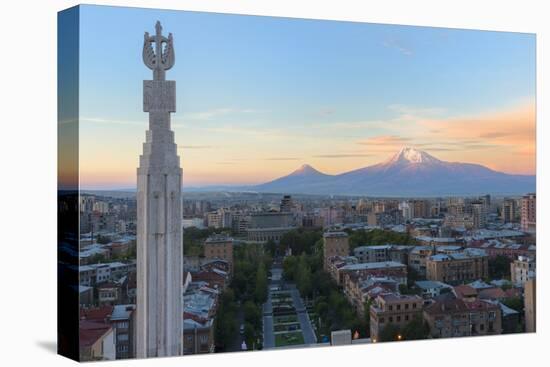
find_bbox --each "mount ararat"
[246,147,535,196]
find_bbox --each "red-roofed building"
[191,270,228,291]
[453,285,478,302]
[79,320,116,361]
[80,304,136,359]
[80,305,114,322]
[478,287,507,301]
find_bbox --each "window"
[397,304,401,311]
[389,316,393,323]
[413,303,417,309]
[117,333,129,342]
[405,304,409,310]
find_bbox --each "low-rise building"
[97,282,122,305]
[425,249,488,284]
[408,246,434,276]
[331,259,407,286]
[414,280,452,299]
[203,235,234,273]
[323,232,350,270]
[370,293,423,342]
[353,245,392,263]
[343,274,399,316]
[183,319,215,354]
[466,239,535,260]
[247,212,295,242]
[79,321,116,361]
[510,256,535,287]
[423,297,502,338]
[110,304,136,359]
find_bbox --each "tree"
[243,322,256,350]
[214,289,238,351]
[296,254,312,298]
[488,255,512,279]
[502,296,524,312]
[280,228,322,255]
[265,239,277,257]
[401,315,430,340]
[243,301,261,330]
[379,324,401,342]
[407,266,422,285]
[282,256,298,281]
[254,262,268,304]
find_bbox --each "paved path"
[227,308,245,352]
[262,292,275,349]
[289,287,317,344]
[263,260,317,349]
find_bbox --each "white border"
[0,1,547,366]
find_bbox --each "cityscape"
[63,4,536,362]
[74,188,536,359]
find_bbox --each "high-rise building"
[521,193,536,233]
[136,22,182,357]
[411,199,430,219]
[280,195,293,212]
[471,200,487,229]
[501,198,517,223]
[399,201,413,221]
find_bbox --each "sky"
[75,5,536,189]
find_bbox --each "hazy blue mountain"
[251,147,535,196]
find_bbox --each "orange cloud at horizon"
[418,101,535,174]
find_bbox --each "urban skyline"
[76,5,536,189]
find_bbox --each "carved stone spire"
[136,21,182,358]
[143,21,175,81]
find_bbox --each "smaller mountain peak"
[291,164,323,176]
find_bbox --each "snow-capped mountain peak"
[386,147,441,165]
[291,164,323,176]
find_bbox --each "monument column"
[136,21,183,358]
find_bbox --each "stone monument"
[136,21,183,358]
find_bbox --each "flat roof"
[341,261,405,271]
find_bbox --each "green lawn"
[274,323,301,332]
[274,315,298,324]
[275,332,305,347]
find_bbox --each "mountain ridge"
[251,147,535,196]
